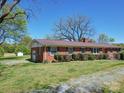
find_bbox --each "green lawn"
[0,55,30,61]
[0,60,124,93]
[113,79,124,93]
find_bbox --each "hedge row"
[54,53,109,62]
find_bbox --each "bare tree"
[53,16,95,41]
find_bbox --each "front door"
[32,50,36,61]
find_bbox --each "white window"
[68,47,73,54]
[50,47,57,54]
[92,48,99,54]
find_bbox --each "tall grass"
[0,60,124,93]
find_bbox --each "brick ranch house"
[31,39,122,62]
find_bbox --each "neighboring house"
[31,39,122,62]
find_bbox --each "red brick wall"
[31,47,43,62]
[74,47,81,51]
[58,47,67,52]
[43,51,54,62]
[31,47,120,62]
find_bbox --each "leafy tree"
[0,0,22,24]
[98,33,115,44]
[0,0,55,45]
[15,45,30,55]
[1,35,32,54]
[20,35,32,48]
[0,6,27,44]
[1,42,15,53]
[114,43,124,48]
[52,16,95,41]
[0,46,4,57]
[0,0,43,23]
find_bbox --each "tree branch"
[4,11,26,20]
[0,0,7,9]
[0,0,21,23]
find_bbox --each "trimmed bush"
[54,54,64,62]
[0,47,4,57]
[77,53,89,61]
[87,53,96,60]
[54,54,59,61]
[58,55,64,62]
[96,53,108,60]
[64,55,72,62]
[78,53,84,61]
[102,53,108,59]
[82,53,89,61]
[119,50,124,60]
[54,54,72,62]
[113,53,120,60]
[72,54,79,61]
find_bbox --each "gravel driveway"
[0,59,30,65]
[31,67,124,93]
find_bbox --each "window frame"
[81,47,85,53]
[50,47,57,55]
[92,48,99,54]
[68,47,74,54]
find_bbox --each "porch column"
[44,46,47,61]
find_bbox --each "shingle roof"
[34,39,121,48]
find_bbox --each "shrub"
[79,53,95,61]
[58,55,65,62]
[63,55,72,62]
[82,53,89,61]
[97,53,108,60]
[54,54,59,60]
[87,53,95,60]
[2,43,15,53]
[72,54,79,61]
[113,53,120,60]
[78,53,84,61]
[0,47,4,57]
[102,53,108,59]
[119,50,124,60]
[54,54,64,62]
[54,54,72,62]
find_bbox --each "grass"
[0,60,124,93]
[0,55,30,61]
[111,79,124,93]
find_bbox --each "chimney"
[81,38,92,43]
